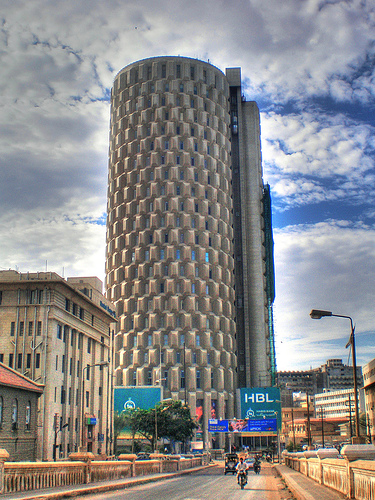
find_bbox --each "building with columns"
[105,56,275,447]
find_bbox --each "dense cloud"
[1,0,374,370]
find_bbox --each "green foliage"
[119,400,198,451]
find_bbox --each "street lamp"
[81,361,109,452]
[310,309,361,443]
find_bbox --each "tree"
[158,400,198,446]
[134,400,198,452]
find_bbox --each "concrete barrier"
[0,453,204,495]
[284,446,375,500]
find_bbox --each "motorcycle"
[254,462,261,475]
[238,470,247,489]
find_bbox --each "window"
[11,399,18,430]
[176,185,180,195]
[148,334,152,346]
[164,333,168,346]
[191,218,196,228]
[176,249,180,259]
[205,252,209,262]
[180,333,185,346]
[65,299,70,312]
[80,307,84,320]
[196,370,201,389]
[177,156,181,165]
[17,353,22,369]
[87,338,91,354]
[191,157,195,166]
[192,250,196,260]
[25,402,31,430]
[160,282,164,293]
[180,370,185,389]
[180,233,184,243]
[196,334,200,346]
[57,324,62,339]
[28,321,33,336]
[160,249,165,259]
[9,353,13,368]
[176,64,181,78]
[36,353,40,369]
[192,352,197,364]
[192,283,195,294]
[195,203,199,212]
[132,371,137,386]
[176,216,180,227]
[147,371,152,386]
[10,322,15,336]
[145,250,150,261]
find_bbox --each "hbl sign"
[237,387,281,430]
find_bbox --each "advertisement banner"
[208,418,277,433]
[114,386,162,414]
[237,387,282,430]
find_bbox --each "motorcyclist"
[235,457,248,483]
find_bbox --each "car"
[244,458,255,470]
[135,452,151,460]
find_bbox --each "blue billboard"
[237,387,281,430]
[114,386,162,414]
[208,418,277,433]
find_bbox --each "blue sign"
[208,418,277,433]
[208,419,229,432]
[114,386,162,414]
[238,387,282,430]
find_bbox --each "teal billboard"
[237,387,281,430]
[114,386,162,414]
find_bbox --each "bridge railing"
[283,446,375,500]
[0,450,206,495]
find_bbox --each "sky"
[1,0,374,371]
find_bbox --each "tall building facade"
[0,270,115,460]
[106,56,275,446]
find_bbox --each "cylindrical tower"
[106,56,236,445]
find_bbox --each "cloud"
[0,0,374,375]
[274,220,375,369]
[261,111,375,209]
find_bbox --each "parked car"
[136,452,151,460]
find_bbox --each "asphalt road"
[76,463,292,500]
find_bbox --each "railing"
[284,450,375,500]
[0,453,206,495]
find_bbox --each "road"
[78,463,292,500]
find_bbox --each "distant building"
[0,362,43,461]
[278,358,362,399]
[314,388,364,420]
[0,270,115,460]
[362,357,375,444]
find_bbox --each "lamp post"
[310,309,361,443]
[306,392,312,449]
[81,361,109,452]
[318,406,325,448]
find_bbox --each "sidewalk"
[0,465,213,500]
[275,464,347,500]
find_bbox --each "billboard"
[208,418,277,433]
[237,387,282,430]
[114,386,162,414]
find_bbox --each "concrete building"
[278,358,363,398]
[0,362,43,461]
[0,270,115,460]
[105,56,275,447]
[314,388,364,421]
[362,357,375,444]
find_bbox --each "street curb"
[275,465,315,500]
[2,464,215,500]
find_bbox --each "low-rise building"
[363,357,375,444]
[0,362,43,460]
[0,270,116,460]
